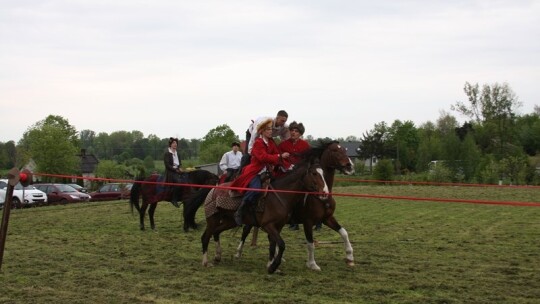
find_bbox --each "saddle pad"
[155,175,167,194]
[203,187,266,219]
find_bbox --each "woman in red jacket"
[231,118,290,225]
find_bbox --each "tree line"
[0,82,539,185]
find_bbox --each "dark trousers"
[243,175,262,205]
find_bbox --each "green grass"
[0,185,538,303]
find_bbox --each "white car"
[0,179,48,208]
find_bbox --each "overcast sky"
[1,0,539,143]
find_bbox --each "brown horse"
[130,169,219,231]
[201,160,329,274]
[236,140,356,270]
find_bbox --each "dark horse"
[130,169,219,231]
[181,169,241,232]
[236,140,356,270]
[201,160,329,274]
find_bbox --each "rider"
[277,121,311,230]
[163,137,184,208]
[231,118,291,226]
[240,110,291,169]
[219,141,243,182]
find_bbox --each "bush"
[373,159,394,182]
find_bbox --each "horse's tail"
[183,187,213,226]
[130,178,143,214]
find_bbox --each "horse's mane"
[306,139,340,160]
[272,160,312,188]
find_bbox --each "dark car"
[66,183,88,193]
[34,183,91,204]
[89,183,132,202]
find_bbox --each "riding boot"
[170,187,181,208]
[234,199,249,226]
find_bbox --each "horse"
[130,169,219,231]
[201,160,330,274]
[181,168,241,232]
[235,140,356,270]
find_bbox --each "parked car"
[65,183,88,193]
[0,179,48,208]
[0,192,4,209]
[34,183,91,204]
[89,183,132,202]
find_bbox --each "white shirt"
[169,147,180,169]
[219,150,243,171]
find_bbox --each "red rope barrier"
[335,177,540,189]
[34,172,540,207]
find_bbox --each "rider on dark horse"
[230,118,291,226]
[163,137,185,207]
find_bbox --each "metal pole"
[0,168,20,271]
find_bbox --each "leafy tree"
[80,129,95,149]
[386,120,419,173]
[109,131,135,159]
[460,133,481,181]
[0,140,16,169]
[94,160,128,180]
[18,115,80,177]
[358,129,385,173]
[515,113,540,156]
[452,82,521,158]
[416,121,441,172]
[199,124,239,163]
[143,155,155,172]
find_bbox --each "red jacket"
[278,138,311,165]
[230,137,288,194]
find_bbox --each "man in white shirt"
[219,142,243,182]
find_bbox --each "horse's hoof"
[345,259,355,267]
[306,262,321,271]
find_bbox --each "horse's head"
[320,141,355,175]
[303,161,329,200]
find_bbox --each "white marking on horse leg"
[214,240,222,262]
[235,240,245,258]
[339,227,355,266]
[202,252,208,267]
[305,242,321,271]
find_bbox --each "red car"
[89,183,132,202]
[34,183,91,204]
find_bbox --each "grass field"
[0,184,539,303]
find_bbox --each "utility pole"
[0,168,32,270]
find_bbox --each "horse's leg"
[148,203,157,230]
[201,216,216,267]
[213,231,222,263]
[267,233,276,264]
[250,227,259,247]
[325,215,355,267]
[139,202,148,230]
[235,225,253,258]
[265,226,285,274]
[302,218,321,271]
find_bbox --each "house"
[78,149,99,188]
[340,141,378,170]
[340,141,361,161]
